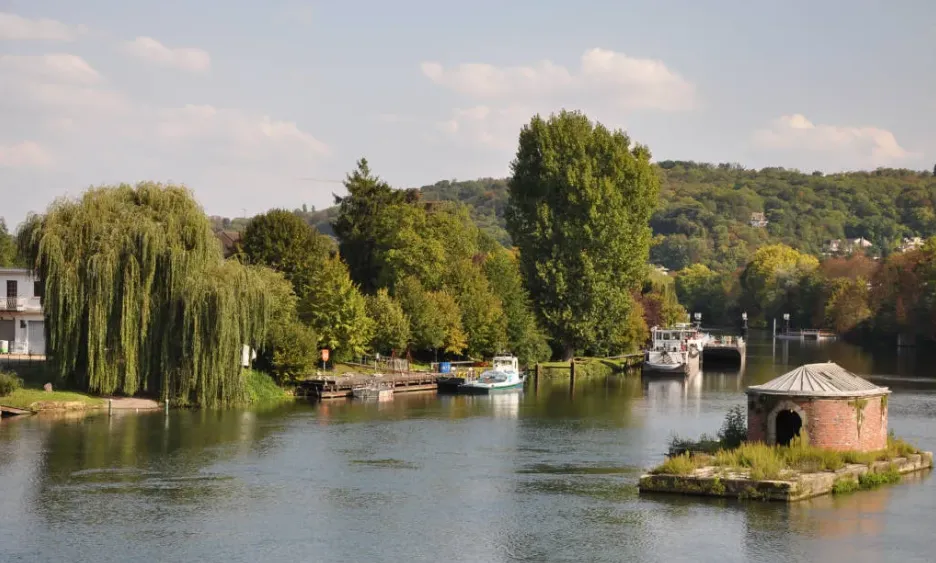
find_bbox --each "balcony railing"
[0,297,42,312]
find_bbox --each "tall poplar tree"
[506,110,659,358]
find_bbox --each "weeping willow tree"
[18,183,274,407]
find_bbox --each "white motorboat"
[458,356,523,393]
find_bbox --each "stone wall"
[747,393,889,451]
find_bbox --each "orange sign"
[321,349,330,362]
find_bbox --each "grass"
[653,434,922,481]
[650,453,703,475]
[0,367,105,411]
[243,369,291,404]
[0,388,105,411]
[832,466,902,495]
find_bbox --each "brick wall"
[747,393,888,452]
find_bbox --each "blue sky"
[1,0,933,226]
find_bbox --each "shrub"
[858,467,901,489]
[243,370,290,404]
[886,435,919,458]
[718,405,747,448]
[668,433,721,456]
[0,370,23,396]
[651,453,700,475]
[832,477,859,494]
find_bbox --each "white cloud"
[422,48,695,150]
[154,104,330,157]
[0,54,129,115]
[0,53,100,84]
[422,48,695,111]
[0,141,52,167]
[753,114,917,167]
[123,36,211,73]
[435,105,531,150]
[0,12,87,41]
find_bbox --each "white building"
[898,237,924,253]
[0,268,45,355]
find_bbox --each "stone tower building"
[746,362,890,452]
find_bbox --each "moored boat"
[643,325,704,376]
[458,356,523,394]
[352,382,394,401]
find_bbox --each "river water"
[2,331,935,562]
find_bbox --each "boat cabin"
[650,327,701,352]
[491,356,519,373]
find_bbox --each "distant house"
[825,237,873,255]
[0,268,45,355]
[216,230,242,258]
[750,212,768,228]
[898,237,924,253]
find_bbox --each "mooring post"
[108,399,112,416]
[570,359,576,388]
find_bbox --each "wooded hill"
[207,162,936,275]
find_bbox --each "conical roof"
[746,362,889,397]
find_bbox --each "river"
[1,331,935,562]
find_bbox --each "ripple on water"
[516,463,640,475]
[349,458,419,469]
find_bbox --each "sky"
[1,0,934,227]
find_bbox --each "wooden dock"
[297,372,439,399]
[776,329,837,341]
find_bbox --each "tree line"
[10,110,669,405]
[674,242,936,346]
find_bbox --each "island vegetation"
[3,108,936,407]
[647,407,925,499]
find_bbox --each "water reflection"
[2,331,936,562]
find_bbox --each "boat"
[458,356,523,394]
[642,324,705,376]
[352,382,394,401]
[701,334,746,366]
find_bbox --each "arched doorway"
[775,409,802,446]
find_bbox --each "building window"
[34,281,43,303]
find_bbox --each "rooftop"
[746,362,889,398]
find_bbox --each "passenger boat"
[642,325,705,375]
[458,356,523,394]
[352,382,394,401]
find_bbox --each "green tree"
[270,320,320,382]
[449,264,507,358]
[0,219,20,267]
[824,278,872,334]
[395,276,466,355]
[241,209,333,297]
[506,110,659,358]
[740,244,819,323]
[333,158,417,292]
[298,256,374,361]
[365,288,411,354]
[17,183,275,406]
[483,249,551,364]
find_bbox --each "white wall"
[0,268,39,300]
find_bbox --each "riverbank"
[538,355,643,377]
[639,452,933,502]
[1,367,290,413]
